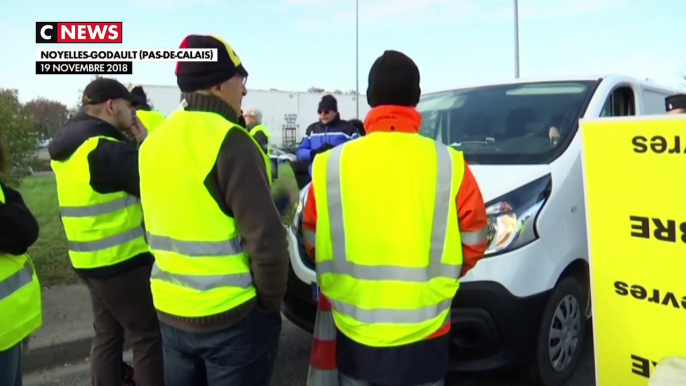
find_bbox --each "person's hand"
[549,126,560,146]
[272,188,292,216]
[131,116,148,143]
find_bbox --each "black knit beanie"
[130,86,149,109]
[367,50,421,108]
[318,95,338,113]
[176,35,248,93]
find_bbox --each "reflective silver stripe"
[147,233,243,257]
[317,142,461,282]
[0,261,34,302]
[306,369,338,386]
[316,260,458,282]
[461,227,489,246]
[151,263,253,291]
[60,195,139,218]
[68,226,145,252]
[312,310,336,340]
[328,297,453,324]
[302,230,316,246]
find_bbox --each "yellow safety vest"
[139,110,270,317]
[249,124,271,156]
[311,133,465,347]
[0,186,42,351]
[249,124,272,179]
[137,110,166,134]
[51,136,149,269]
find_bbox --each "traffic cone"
[306,294,338,386]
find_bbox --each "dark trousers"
[339,374,444,386]
[0,341,22,386]
[82,264,164,386]
[160,305,282,386]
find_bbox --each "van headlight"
[484,174,552,256]
[291,183,310,230]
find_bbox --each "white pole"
[514,0,520,78]
[356,0,360,118]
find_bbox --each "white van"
[282,74,680,385]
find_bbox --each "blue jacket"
[296,117,359,162]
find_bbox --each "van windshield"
[416,81,597,164]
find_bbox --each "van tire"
[524,275,587,386]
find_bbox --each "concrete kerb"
[23,283,132,373]
[24,332,94,373]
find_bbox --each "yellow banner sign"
[580,114,686,385]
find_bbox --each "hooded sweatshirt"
[48,112,154,279]
[0,183,39,256]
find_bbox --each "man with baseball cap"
[48,77,164,386]
[138,35,288,386]
[666,93,686,114]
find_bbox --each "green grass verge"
[19,163,301,287]
[19,175,76,287]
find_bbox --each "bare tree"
[24,98,69,139]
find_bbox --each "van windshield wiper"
[450,137,496,147]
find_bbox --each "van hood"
[468,164,551,203]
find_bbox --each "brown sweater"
[156,92,289,333]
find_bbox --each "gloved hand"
[310,143,335,159]
[319,143,335,152]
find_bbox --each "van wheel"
[525,276,587,386]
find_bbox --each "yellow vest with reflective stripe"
[51,136,149,269]
[139,110,269,317]
[311,133,465,347]
[137,110,166,134]
[249,124,271,154]
[249,124,272,179]
[0,185,42,351]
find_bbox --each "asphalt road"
[24,317,595,386]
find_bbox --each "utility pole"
[355,0,360,118]
[514,0,520,78]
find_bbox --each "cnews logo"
[36,22,122,44]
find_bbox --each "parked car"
[282,75,680,385]
[270,147,298,164]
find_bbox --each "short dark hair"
[349,119,365,136]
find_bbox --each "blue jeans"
[0,341,23,386]
[160,305,282,386]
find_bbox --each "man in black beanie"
[295,94,359,164]
[137,34,288,386]
[304,50,488,386]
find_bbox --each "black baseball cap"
[82,78,145,106]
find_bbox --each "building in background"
[137,85,372,147]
